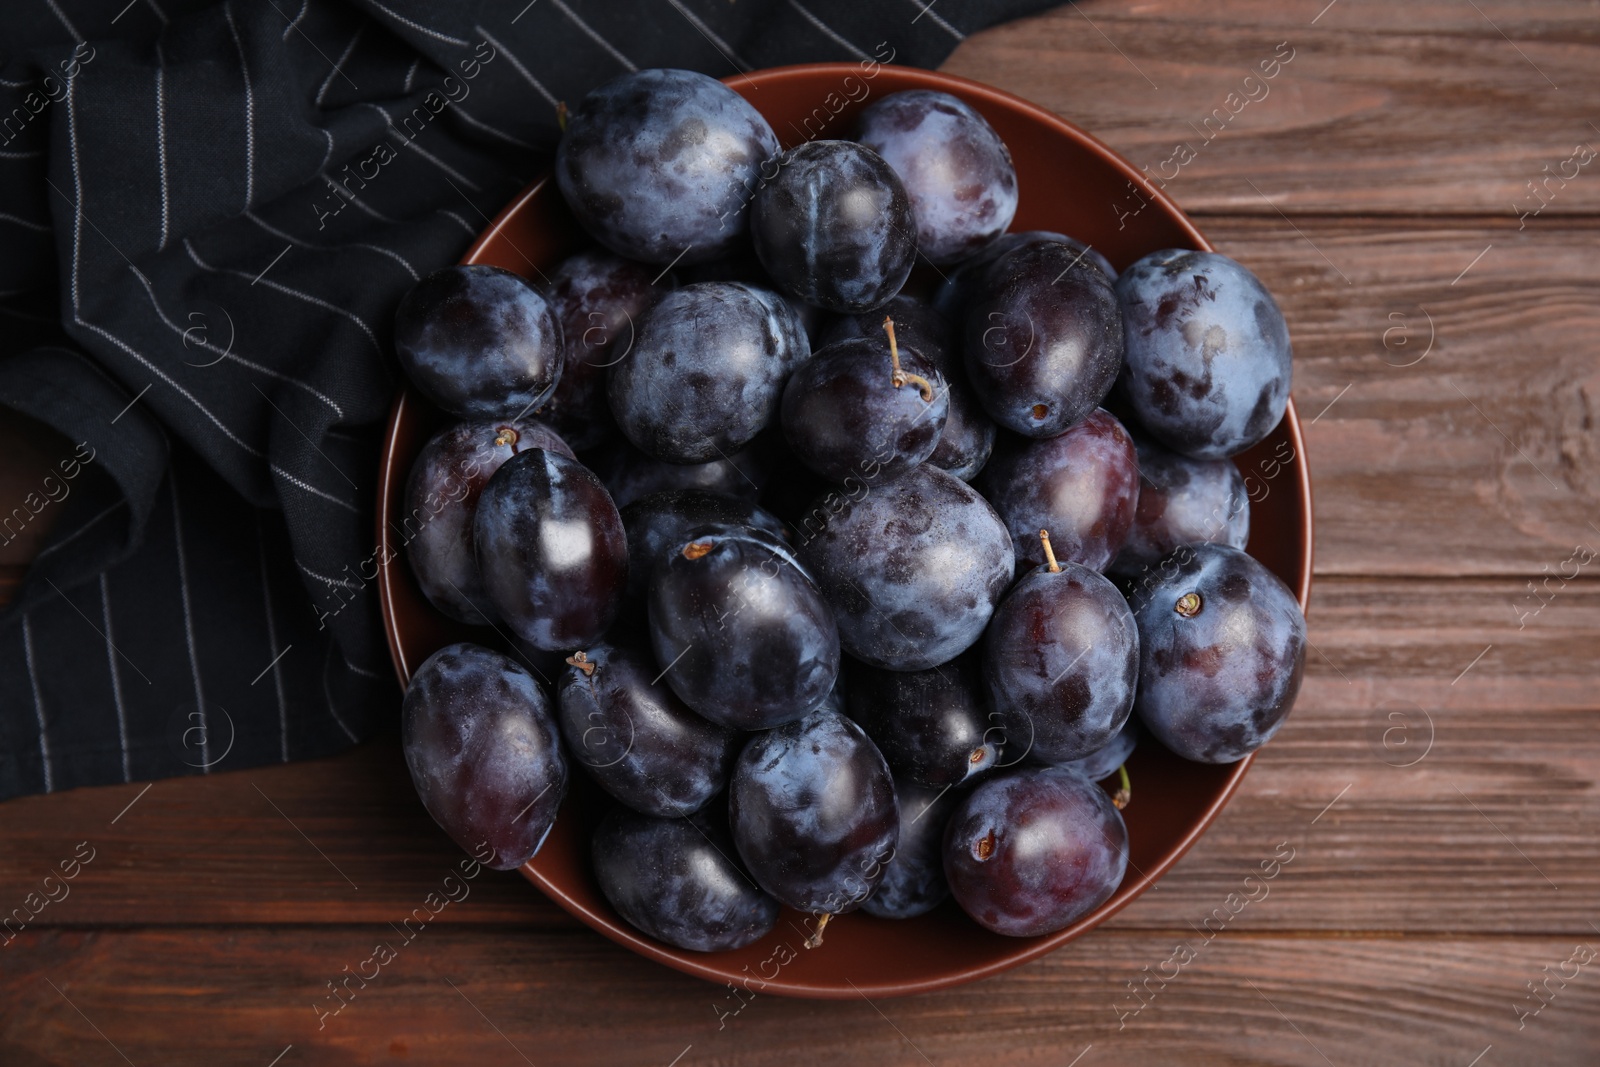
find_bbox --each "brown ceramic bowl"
[377,63,1313,999]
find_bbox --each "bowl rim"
[376,61,1314,999]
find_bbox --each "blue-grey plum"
[608,281,809,463]
[404,418,574,624]
[555,69,779,265]
[540,249,663,449]
[648,523,838,730]
[730,706,898,915]
[855,90,1018,265]
[620,489,786,605]
[557,642,739,817]
[780,331,948,486]
[845,656,1000,789]
[964,239,1124,437]
[402,643,567,870]
[1112,435,1249,576]
[862,778,957,919]
[819,296,996,481]
[978,408,1139,573]
[1062,716,1141,784]
[1130,543,1305,763]
[679,252,825,341]
[1116,249,1291,459]
[797,464,1013,671]
[473,449,627,651]
[394,265,563,420]
[943,766,1127,937]
[592,805,779,952]
[984,554,1139,765]
[750,140,916,313]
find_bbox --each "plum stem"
[494,426,519,448]
[1175,592,1202,617]
[564,651,595,676]
[556,101,569,131]
[1111,763,1131,810]
[883,316,934,402]
[682,540,715,560]
[1040,530,1061,573]
[804,912,832,949]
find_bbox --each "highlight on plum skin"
[388,74,1304,960]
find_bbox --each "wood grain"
[2,219,1595,590]
[1201,216,1600,576]
[945,0,1600,216]
[5,2,1600,1064]
[2,579,1594,936]
[3,927,1595,1066]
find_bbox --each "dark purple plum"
[750,140,916,313]
[934,230,1115,319]
[845,656,1000,789]
[943,766,1127,937]
[819,297,996,481]
[608,282,809,463]
[555,68,779,265]
[855,90,1018,265]
[597,438,769,509]
[402,643,567,869]
[964,239,1124,437]
[473,448,627,651]
[592,805,779,952]
[819,294,951,356]
[649,524,838,730]
[984,548,1139,765]
[540,249,663,450]
[620,489,786,604]
[679,253,826,341]
[797,464,1013,671]
[862,778,957,919]
[394,265,563,420]
[404,418,574,624]
[1112,435,1249,576]
[557,642,739,817]
[730,707,898,915]
[1116,249,1292,459]
[1062,716,1141,784]
[978,408,1139,572]
[1130,543,1306,763]
[780,328,947,486]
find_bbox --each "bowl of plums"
[378,63,1312,998]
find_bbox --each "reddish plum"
[473,449,627,651]
[402,643,567,870]
[943,766,1127,937]
[978,408,1139,572]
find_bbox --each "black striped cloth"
[0,0,1057,801]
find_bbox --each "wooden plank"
[1201,215,1600,576]
[2,927,1595,1066]
[945,0,1600,216]
[2,578,1594,935]
[3,220,1595,581]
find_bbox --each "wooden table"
[4,2,1598,1063]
